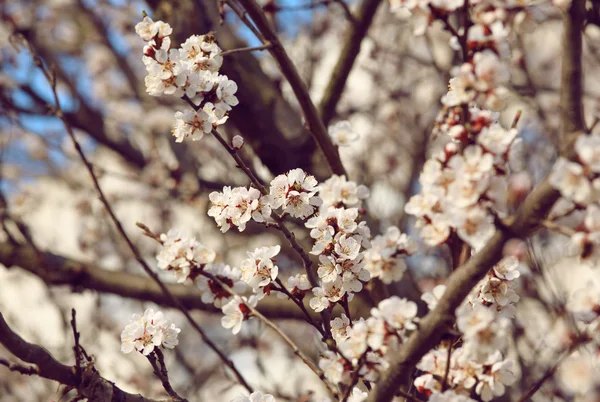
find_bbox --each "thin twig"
[540,220,576,237]
[220,43,272,57]
[0,357,40,376]
[201,271,339,397]
[22,40,254,394]
[517,337,589,402]
[147,349,187,401]
[70,309,83,381]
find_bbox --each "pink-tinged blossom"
[364,226,416,284]
[421,284,446,311]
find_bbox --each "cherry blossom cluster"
[156,229,217,283]
[207,169,323,233]
[135,16,238,142]
[154,229,283,334]
[363,226,417,284]
[413,257,521,400]
[208,186,272,233]
[306,206,371,312]
[319,296,418,385]
[121,308,181,355]
[550,135,600,261]
[404,3,521,253]
[405,113,517,251]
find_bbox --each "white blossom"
[156,229,216,283]
[221,294,263,334]
[328,120,359,146]
[270,169,321,219]
[421,284,446,311]
[549,157,594,205]
[240,245,280,291]
[231,391,276,402]
[121,308,180,355]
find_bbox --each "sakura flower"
[319,351,351,385]
[221,294,263,334]
[363,226,416,284]
[475,352,517,401]
[429,390,476,402]
[240,245,280,291]
[334,234,362,260]
[371,296,418,336]
[232,135,244,149]
[493,257,521,280]
[270,169,321,219]
[197,263,246,308]
[121,308,180,355]
[421,284,446,311]
[172,109,212,142]
[452,206,496,251]
[419,216,451,246]
[478,124,518,155]
[414,373,441,395]
[216,75,239,107]
[328,120,359,146]
[135,16,159,41]
[447,145,494,182]
[310,277,348,312]
[575,135,600,173]
[330,314,351,343]
[156,229,216,283]
[346,387,368,402]
[558,352,599,394]
[549,157,593,205]
[231,392,276,402]
[567,280,600,322]
[318,175,369,208]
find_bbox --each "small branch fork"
[200,270,339,397]
[147,348,188,401]
[226,0,347,176]
[182,95,335,343]
[18,38,253,394]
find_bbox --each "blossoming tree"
[1,0,600,401]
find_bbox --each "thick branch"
[235,0,347,176]
[0,241,309,320]
[318,0,383,126]
[0,313,163,402]
[368,1,586,400]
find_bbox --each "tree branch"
[318,0,383,127]
[234,0,347,176]
[0,312,166,402]
[0,241,311,319]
